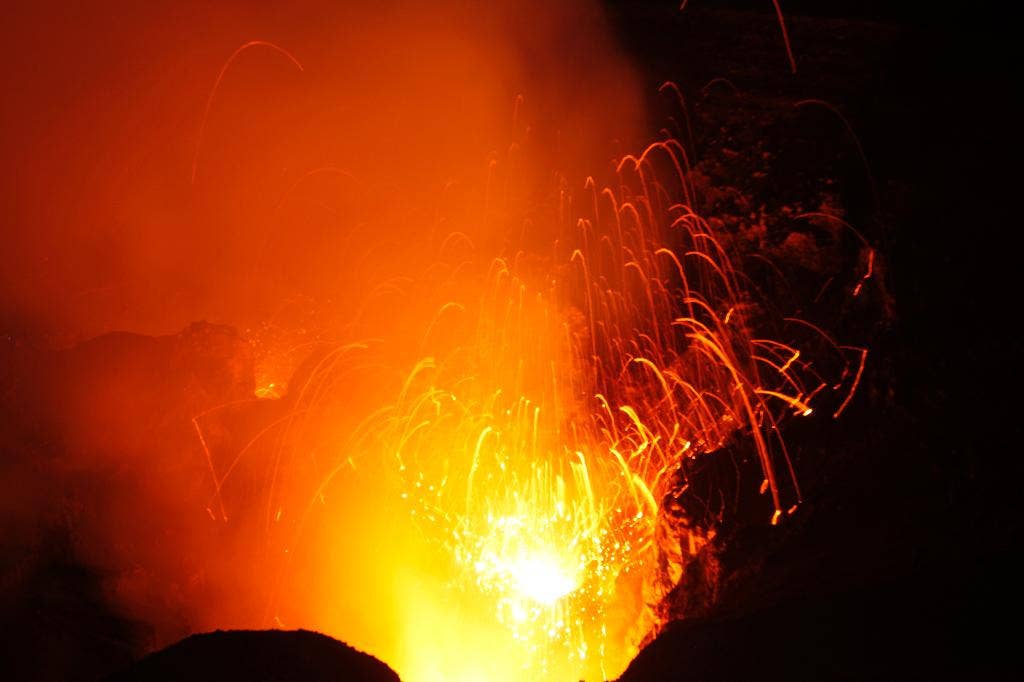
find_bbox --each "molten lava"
[241,135,869,681]
[2,3,873,680]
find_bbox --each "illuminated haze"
[1,1,649,680]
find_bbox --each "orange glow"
[238,131,868,679]
[3,3,872,680]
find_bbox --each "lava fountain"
[9,2,873,679]
[234,131,868,681]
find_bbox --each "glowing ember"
[183,21,868,682]
[229,123,873,681]
[262,135,868,680]
[1,2,884,681]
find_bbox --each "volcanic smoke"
[0,2,872,681]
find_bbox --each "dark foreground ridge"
[104,630,400,682]
[617,563,1004,681]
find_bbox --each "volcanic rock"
[103,630,400,682]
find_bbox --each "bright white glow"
[509,554,577,605]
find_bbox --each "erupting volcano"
[4,2,1008,681]
[290,137,870,681]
